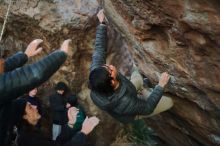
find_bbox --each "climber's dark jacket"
[90,25,164,124]
[0,51,67,146]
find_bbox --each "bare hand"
[60,39,71,54]
[81,116,100,135]
[25,39,43,58]
[158,72,170,88]
[97,9,105,23]
[67,107,79,125]
[66,103,71,108]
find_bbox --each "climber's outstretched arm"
[90,9,108,71]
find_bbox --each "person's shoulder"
[117,73,129,84]
[67,93,76,97]
[21,94,29,98]
[50,92,59,97]
[117,72,126,79]
[35,97,41,102]
[49,93,58,99]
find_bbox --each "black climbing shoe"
[143,78,150,88]
[143,77,154,88]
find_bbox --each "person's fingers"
[82,116,89,126]
[159,72,170,87]
[88,116,100,127]
[84,116,89,122]
[27,39,43,51]
[90,116,100,123]
[72,110,79,116]
[167,74,170,80]
[162,72,168,78]
[99,9,104,14]
[65,39,71,43]
[60,39,71,53]
[70,106,78,111]
[93,117,100,126]
[68,107,79,124]
[33,39,43,44]
[67,108,72,119]
[68,107,74,116]
[68,107,74,115]
[97,9,103,15]
[97,9,104,21]
[70,107,79,115]
[62,39,71,46]
[163,72,170,80]
[35,47,43,54]
[31,39,43,48]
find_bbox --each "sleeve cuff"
[155,85,164,91]
[98,24,107,27]
[78,131,86,136]
[18,51,28,61]
[100,21,106,25]
[56,50,68,57]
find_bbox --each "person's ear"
[23,114,28,120]
[110,73,114,78]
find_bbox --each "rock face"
[103,0,220,146]
[0,0,220,146]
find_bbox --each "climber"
[89,9,174,124]
[0,39,71,146]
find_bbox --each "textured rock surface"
[0,0,220,146]
[103,0,220,146]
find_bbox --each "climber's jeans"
[52,124,62,140]
[130,69,173,117]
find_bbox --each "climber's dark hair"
[89,67,114,95]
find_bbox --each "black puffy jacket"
[0,51,67,146]
[90,25,164,124]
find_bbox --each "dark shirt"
[16,124,86,146]
[49,93,68,125]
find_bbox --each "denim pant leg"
[52,124,62,140]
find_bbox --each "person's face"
[103,64,118,80]
[29,88,37,97]
[57,90,64,95]
[23,102,41,125]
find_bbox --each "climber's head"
[102,64,118,81]
[89,64,118,95]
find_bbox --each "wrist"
[157,84,164,90]
[80,129,88,135]
[24,52,30,58]
[100,21,106,25]
[23,52,29,59]
[158,84,165,88]
[68,122,74,128]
